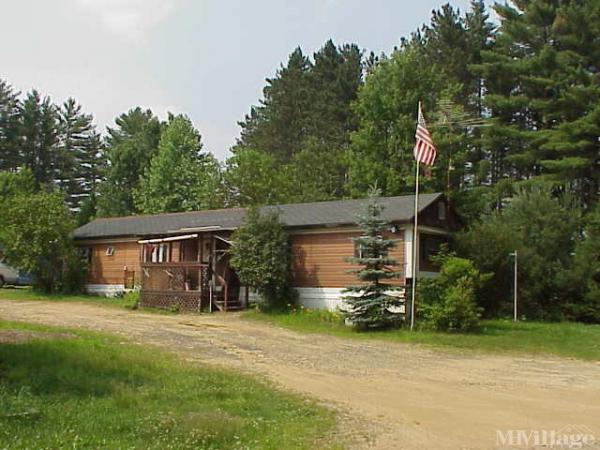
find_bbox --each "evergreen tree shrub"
[342,187,403,330]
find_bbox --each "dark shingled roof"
[73,193,443,240]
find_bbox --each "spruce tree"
[343,188,403,330]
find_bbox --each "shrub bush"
[122,290,140,310]
[230,208,293,311]
[560,203,600,323]
[457,187,579,319]
[419,253,486,332]
[0,183,85,294]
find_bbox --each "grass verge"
[242,309,600,361]
[0,286,137,309]
[0,320,337,450]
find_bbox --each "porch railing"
[140,262,209,292]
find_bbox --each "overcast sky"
[1,0,492,160]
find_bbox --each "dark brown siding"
[419,198,461,230]
[290,231,405,288]
[86,241,140,285]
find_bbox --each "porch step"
[212,300,243,312]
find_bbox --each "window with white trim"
[148,243,170,263]
[354,241,364,259]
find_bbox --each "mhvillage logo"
[496,425,597,449]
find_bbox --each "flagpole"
[410,158,419,331]
[409,100,436,331]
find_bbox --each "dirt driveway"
[1,299,599,450]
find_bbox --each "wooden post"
[224,280,228,312]
[198,273,202,312]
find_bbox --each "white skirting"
[85,284,126,296]
[294,288,349,311]
[294,287,406,312]
[84,284,405,312]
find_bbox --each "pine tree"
[134,114,223,213]
[422,4,470,97]
[237,47,313,162]
[57,98,104,210]
[77,131,105,217]
[343,188,403,330]
[233,41,364,202]
[309,40,363,147]
[97,107,162,216]
[0,79,21,171]
[418,2,494,201]
[474,0,600,206]
[18,90,59,186]
[464,0,494,117]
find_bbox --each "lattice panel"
[140,291,203,312]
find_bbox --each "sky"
[1,0,492,160]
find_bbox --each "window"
[80,247,92,264]
[353,239,388,259]
[354,242,364,259]
[438,201,446,221]
[147,243,170,263]
[202,239,211,263]
[106,246,115,256]
[419,234,448,270]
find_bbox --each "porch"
[138,232,247,312]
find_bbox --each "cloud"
[75,0,177,43]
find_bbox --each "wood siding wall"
[87,242,140,285]
[290,231,405,288]
[81,228,408,289]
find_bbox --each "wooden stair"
[210,267,243,312]
[212,299,243,312]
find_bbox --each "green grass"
[0,320,337,450]
[0,286,137,309]
[243,309,600,361]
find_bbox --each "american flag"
[413,103,436,166]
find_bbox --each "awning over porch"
[137,234,198,244]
